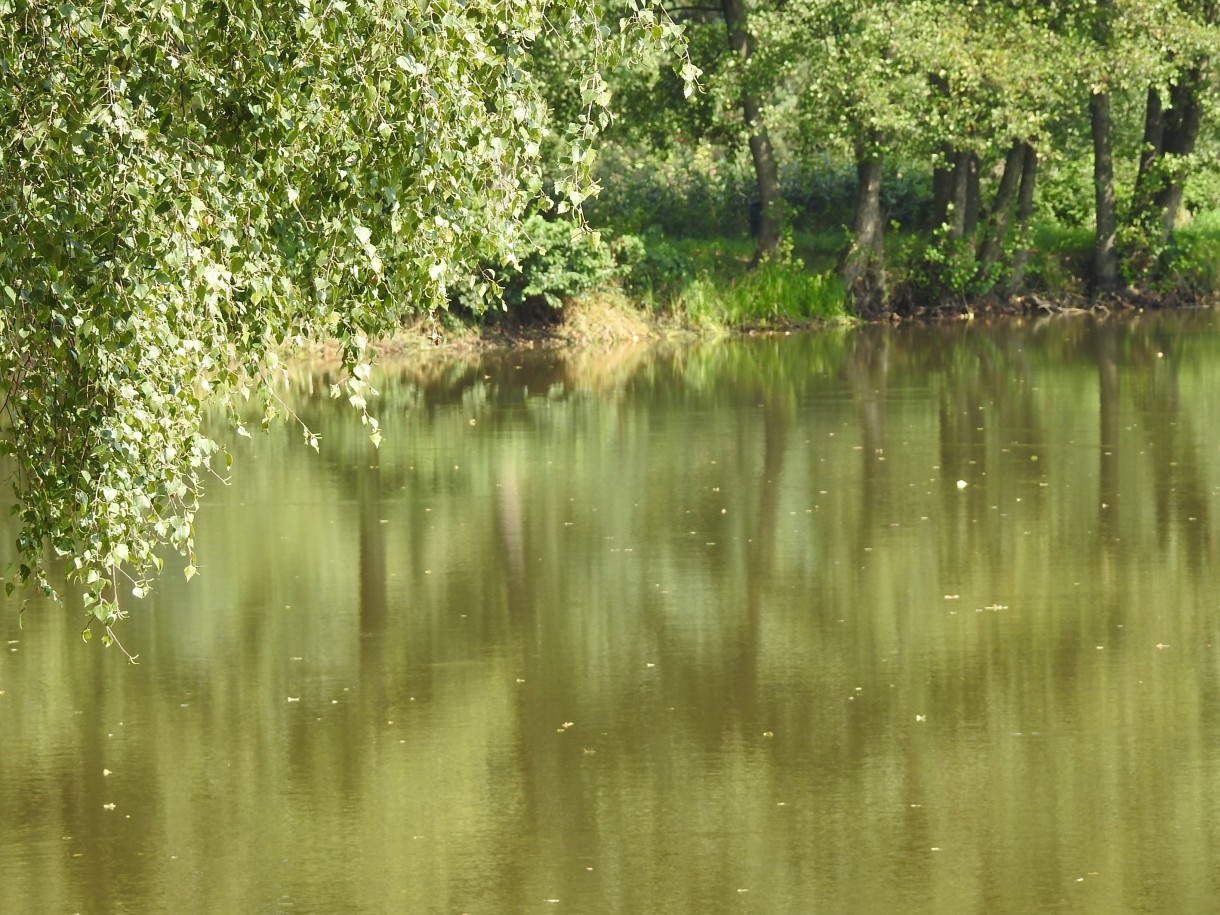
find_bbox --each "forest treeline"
[503,0,1220,322]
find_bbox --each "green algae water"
[6,312,1220,913]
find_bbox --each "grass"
[615,232,851,329]
[674,259,849,328]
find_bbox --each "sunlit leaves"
[0,0,682,637]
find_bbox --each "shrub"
[611,229,692,307]
[1022,225,1092,295]
[452,214,617,321]
[1154,226,1220,298]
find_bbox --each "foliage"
[610,229,690,306]
[578,0,1220,312]
[0,0,686,642]
[913,229,989,302]
[464,214,619,317]
[587,143,933,240]
[1141,224,1220,296]
[1017,225,1093,295]
[586,142,752,237]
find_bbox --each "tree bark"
[1090,91,1120,293]
[933,159,953,229]
[1131,86,1164,223]
[975,141,1026,285]
[961,152,980,238]
[934,150,980,239]
[928,76,954,232]
[1150,69,1206,239]
[1130,71,1207,244]
[721,0,781,266]
[1007,142,1038,294]
[932,143,954,229]
[840,139,886,314]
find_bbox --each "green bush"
[611,229,692,307]
[908,229,985,302]
[452,214,618,320]
[781,156,933,233]
[1035,155,1097,228]
[1156,226,1220,297]
[509,216,617,310]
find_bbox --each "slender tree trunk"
[975,141,1026,285]
[1008,142,1038,294]
[1131,72,1207,244]
[962,152,980,238]
[1131,86,1164,223]
[743,95,782,265]
[928,74,953,231]
[932,144,954,229]
[950,152,969,236]
[934,150,980,239]
[841,139,886,314]
[721,0,781,266]
[1090,91,1120,293]
[933,163,953,229]
[1127,86,1167,273]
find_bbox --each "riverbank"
[359,275,1214,364]
[308,221,1220,363]
[453,220,1220,346]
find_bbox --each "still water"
[6,312,1220,913]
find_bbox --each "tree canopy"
[585,0,1219,308]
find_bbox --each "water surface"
[5,312,1220,913]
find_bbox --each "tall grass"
[613,231,850,326]
[674,259,849,328]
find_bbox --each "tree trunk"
[1130,71,1207,244]
[721,0,781,266]
[934,150,979,239]
[928,75,955,233]
[932,145,954,229]
[1008,142,1038,294]
[743,95,782,265]
[1150,68,1206,239]
[1131,86,1164,225]
[1090,91,1120,293]
[950,152,969,236]
[975,141,1026,286]
[840,140,886,314]
[962,152,980,238]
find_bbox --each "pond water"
[5,312,1220,913]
